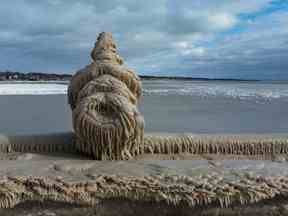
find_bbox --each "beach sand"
[1,93,288,135]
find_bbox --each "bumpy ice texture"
[1,174,288,209]
[68,32,144,160]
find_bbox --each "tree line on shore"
[0,71,257,82]
[0,71,71,81]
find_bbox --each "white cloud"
[208,13,237,30]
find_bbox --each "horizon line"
[1,70,288,82]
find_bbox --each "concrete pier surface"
[0,132,288,215]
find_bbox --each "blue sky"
[0,0,287,79]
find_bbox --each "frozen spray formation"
[68,32,144,160]
[2,174,288,209]
[1,33,288,212]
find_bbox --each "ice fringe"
[1,133,288,158]
[0,174,287,209]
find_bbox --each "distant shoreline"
[0,71,260,82]
[140,75,259,82]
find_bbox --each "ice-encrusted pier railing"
[0,32,288,215]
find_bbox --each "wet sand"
[1,94,288,135]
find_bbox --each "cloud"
[173,10,288,79]
[0,0,287,79]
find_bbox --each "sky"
[0,0,287,80]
